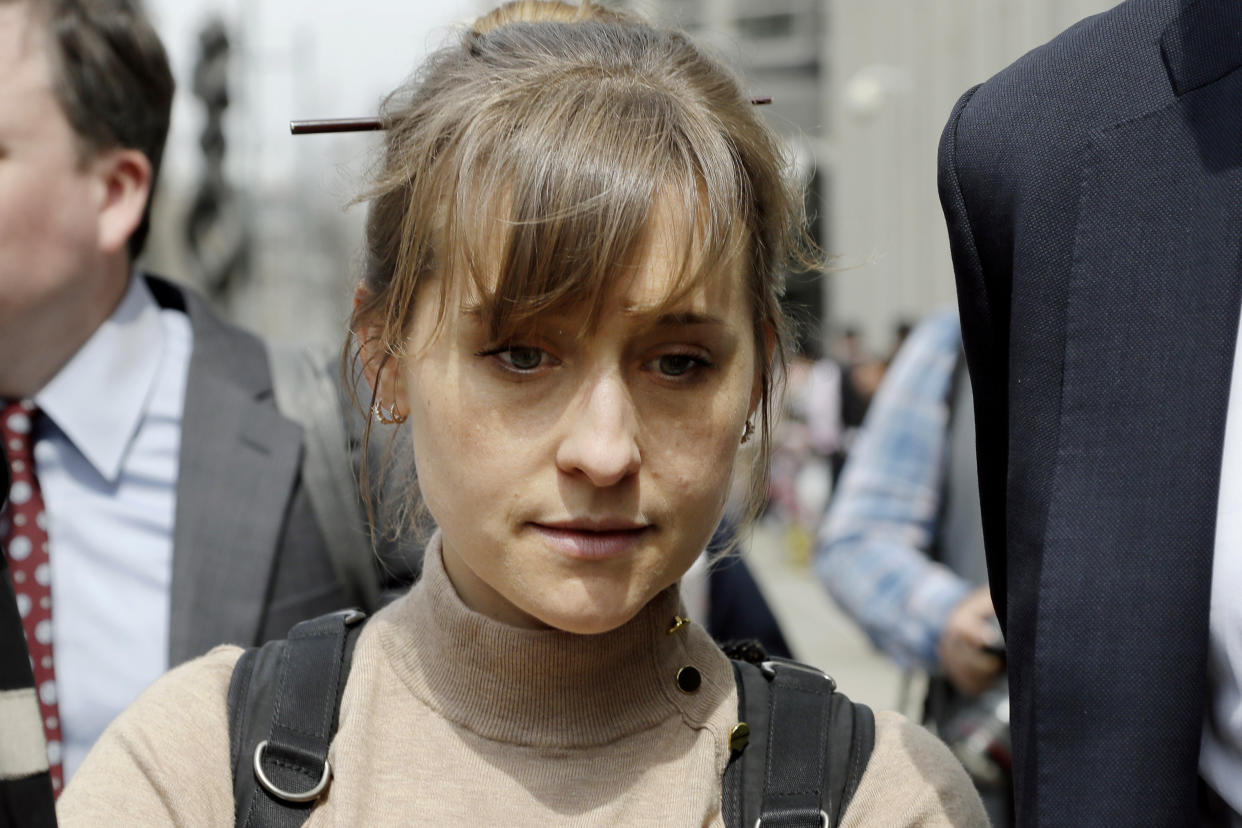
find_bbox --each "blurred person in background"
[940,0,1242,822]
[0,1,407,822]
[885,319,913,368]
[816,309,1011,825]
[834,325,877,430]
[681,517,792,659]
[767,343,842,564]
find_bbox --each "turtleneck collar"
[373,533,733,748]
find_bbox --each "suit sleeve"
[937,85,1012,632]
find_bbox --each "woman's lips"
[531,523,650,559]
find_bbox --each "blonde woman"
[59,3,985,825]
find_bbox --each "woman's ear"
[748,322,777,418]
[354,286,408,419]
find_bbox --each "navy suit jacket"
[939,0,1242,824]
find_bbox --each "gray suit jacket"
[144,276,416,665]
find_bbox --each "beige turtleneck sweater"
[59,538,986,826]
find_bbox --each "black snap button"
[676,665,702,694]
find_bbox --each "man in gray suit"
[0,1,408,818]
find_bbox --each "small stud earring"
[371,399,408,425]
[740,420,755,445]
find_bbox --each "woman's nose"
[554,373,641,487]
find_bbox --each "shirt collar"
[36,276,168,483]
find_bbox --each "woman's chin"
[523,595,651,636]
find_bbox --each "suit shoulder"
[142,273,275,394]
[954,0,1177,157]
[943,0,1180,214]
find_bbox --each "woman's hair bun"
[470,0,636,35]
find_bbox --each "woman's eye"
[475,343,561,375]
[653,353,709,378]
[498,346,546,371]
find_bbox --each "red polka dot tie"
[2,400,63,795]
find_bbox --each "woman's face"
[391,213,759,634]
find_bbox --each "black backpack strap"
[227,609,367,828]
[723,659,771,827]
[724,658,875,828]
[822,681,874,825]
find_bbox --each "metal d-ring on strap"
[754,812,829,828]
[253,740,332,803]
[245,609,365,815]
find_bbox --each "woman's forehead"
[414,180,756,345]
[458,217,748,323]
[614,230,748,317]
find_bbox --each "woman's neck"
[373,533,733,748]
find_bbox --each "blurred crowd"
[765,321,908,561]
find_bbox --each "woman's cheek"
[654,425,739,505]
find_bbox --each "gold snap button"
[675,665,702,694]
[729,722,750,752]
[666,616,690,635]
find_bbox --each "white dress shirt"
[33,276,192,780]
[1203,305,1242,822]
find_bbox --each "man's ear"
[93,148,152,255]
[354,285,408,417]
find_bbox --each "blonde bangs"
[426,74,754,344]
[361,20,785,354]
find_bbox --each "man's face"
[0,4,106,340]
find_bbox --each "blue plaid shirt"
[814,309,971,671]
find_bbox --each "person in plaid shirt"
[815,308,1010,824]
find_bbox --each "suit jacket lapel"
[157,280,304,664]
[1038,62,1242,821]
[1161,0,1242,97]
